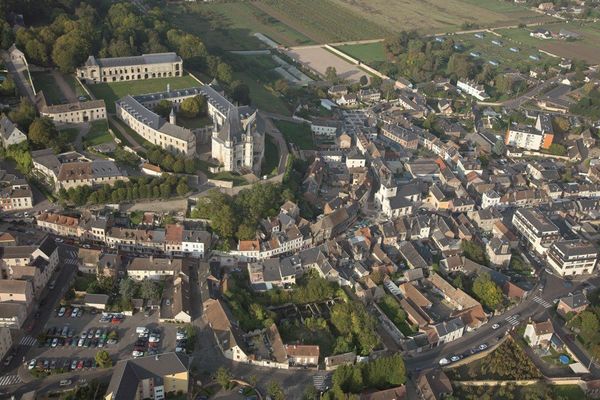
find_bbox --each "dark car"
[84,359,92,369]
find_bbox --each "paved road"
[2,51,36,103]
[260,112,290,175]
[108,115,144,152]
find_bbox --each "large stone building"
[116,95,196,156]
[77,52,183,84]
[36,92,106,124]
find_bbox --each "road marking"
[0,375,21,386]
[505,315,519,326]
[19,335,37,346]
[532,296,552,308]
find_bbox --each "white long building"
[77,53,183,84]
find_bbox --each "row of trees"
[324,354,406,399]
[57,175,190,206]
[145,146,200,174]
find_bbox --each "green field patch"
[177,115,212,130]
[84,120,112,146]
[87,75,199,113]
[261,134,279,177]
[274,120,314,150]
[335,42,387,65]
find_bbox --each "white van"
[136,327,149,336]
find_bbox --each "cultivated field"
[285,46,366,82]
[86,75,199,113]
[329,0,550,34]
[497,22,600,64]
[167,2,314,50]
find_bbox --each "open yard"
[274,120,314,150]
[86,75,200,113]
[31,72,65,105]
[261,134,279,177]
[497,22,600,64]
[167,2,314,50]
[285,46,367,82]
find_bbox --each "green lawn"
[177,115,212,129]
[167,2,314,50]
[64,75,89,100]
[31,72,65,105]
[233,71,290,115]
[336,42,387,64]
[274,120,313,149]
[87,75,200,113]
[210,171,248,186]
[84,120,113,146]
[261,134,279,177]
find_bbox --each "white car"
[55,238,64,243]
[132,350,144,358]
[176,331,187,341]
[71,308,79,318]
[51,338,59,348]
[59,379,72,387]
[438,358,450,366]
[148,334,160,343]
[78,338,85,347]
[58,307,66,317]
[450,355,461,362]
[479,344,488,351]
[492,323,500,330]
[28,359,37,370]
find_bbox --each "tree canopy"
[472,273,503,310]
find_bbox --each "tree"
[180,97,200,118]
[8,98,36,130]
[95,350,112,368]
[119,277,137,300]
[139,279,160,301]
[216,62,233,84]
[461,240,486,265]
[492,140,506,156]
[231,81,250,105]
[359,75,369,86]
[548,143,567,156]
[325,66,338,83]
[472,273,503,310]
[28,117,58,149]
[577,311,599,344]
[215,367,232,389]
[51,32,90,72]
[154,100,172,118]
[267,381,285,400]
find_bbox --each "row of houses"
[36,213,212,258]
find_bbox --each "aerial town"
[1,0,600,399]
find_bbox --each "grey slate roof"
[86,52,181,68]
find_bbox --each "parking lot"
[25,306,184,376]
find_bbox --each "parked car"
[58,307,66,317]
[71,308,80,318]
[438,358,450,366]
[71,360,78,370]
[176,330,187,340]
[77,360,84,370]
[51,338,58,348]
[479,343,488,351]
[50,359,57,369]
[450,355,461,362]
[59,379,72,387]
[492,323,500,330]
[95,329,102,339]
[28,359,37,370]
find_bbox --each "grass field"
[274,120,314,150]
[167,2,314,50]
[329,0,550,34]
[335,42,387,64]
[84,120,112,146]
[261,135,279,177]
[31,72,65,105]
[87,75,199,113]
[497,22,600,64]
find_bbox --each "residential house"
[324,352,356,371]
[84,293,109,310]
[557,293,589,317]
[524,319,554,348]
[415,369,453,400]
[0,115,27,148]
[104,352,189,400]
[247,258,298,291]
[547,240,598,276]
[203,299,249,362]
[486,238,512,268]
[126,257,182,281]
[285,344,320,368]
[159,275,192,323]
[360,386,407,400]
